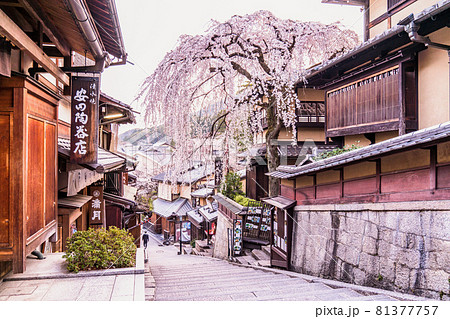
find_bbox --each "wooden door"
[270,207,293,269]
[0,113,12,248]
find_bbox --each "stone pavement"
[0,250,145,301]
[147,240,428,301]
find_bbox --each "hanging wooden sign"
[214,157,222,186]
[70,76,99,164]
[89,186,104,225]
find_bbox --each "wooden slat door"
[0,113,12,247]
[270,207,293,269]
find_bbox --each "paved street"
[0,251,145,301]
[147,237,413,301]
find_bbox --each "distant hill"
[119,126,165,145]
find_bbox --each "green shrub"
[63,227,137,273]
[220,172,243,199]
[315,143,361,160]
[234,194,248,206]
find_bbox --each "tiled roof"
[58,137,126,172]
[213,193,244,214]
[299,0,450,86]
[152,164,214,184]
[239,143,337,158]
[58,194,92,209]
[191,187,214,198]
[197,206,218,222]
[152,197,193,218]
[187,209,204,225]
[268,121,450,179]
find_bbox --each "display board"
[242,201,272,242]
[233,219,242,256]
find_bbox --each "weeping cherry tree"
[138,10,358,196]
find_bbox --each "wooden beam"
[0,8,69,86]
[17,0,71,56]
[0,1,23,7]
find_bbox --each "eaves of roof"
[268,121,450,179]
[297,0,450,88]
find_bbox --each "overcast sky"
[101,0,364,130]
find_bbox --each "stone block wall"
[213,211,234,260]
[291,201,450,300]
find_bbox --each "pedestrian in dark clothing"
[143,232,149,249]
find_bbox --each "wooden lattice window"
[388,0,408,11]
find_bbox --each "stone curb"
[144,248,156,301]
[225,260,432,301]
[4,249,145,282]
[133,248,145,301]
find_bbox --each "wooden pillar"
[399,63,406,135]
[313,174,317,200]
[61,214,70,252]
[430,145,437,193]
[375,159,381,195]
[339,168,344,199]
[12,87,26,273]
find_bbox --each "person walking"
[143,231,149,249]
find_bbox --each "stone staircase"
[190,239,213,257]
[149,248,406,301]
[231,246,271,267]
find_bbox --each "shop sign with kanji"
[89,186,104,225]
[70,76,99,164]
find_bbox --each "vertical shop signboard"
[89,186,104,225]
[214,157,223,186]
[70,76,99,164]
[233,219,242,256]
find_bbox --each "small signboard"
[233,219,242,256]
[89,186,104,225]
[175,221,191,242]
[214,157,222,186]
[70,76,99,164]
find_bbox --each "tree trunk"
[265,98,282,197]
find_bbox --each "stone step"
[152,266,260,278]
[155,272,288,287]
[195,239,211,249]
[234,255,258,265]
[158,282,335,301]
[346,294,398,301]
[251,248,270,261]
[257,260,271,267]
[155,274,299,290]
[261,245,271,256]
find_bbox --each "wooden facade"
[324,54,419,138]
[0,74,58,273]
[280,142,450,205]
[246,164,268,201]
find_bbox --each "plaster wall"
[297,128,325,142]
[344,162,376,180]
[297,88,325,101]
[418,29,450,129]
[381,149,430,173]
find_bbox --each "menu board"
[233,219,242,256]
[243,204,272,242]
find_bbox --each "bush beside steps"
[63,226,137,273]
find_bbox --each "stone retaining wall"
[291,201,450,300]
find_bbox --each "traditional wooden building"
[0,0,127,276]
[262,0,450,299]
[149,163,214,236]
